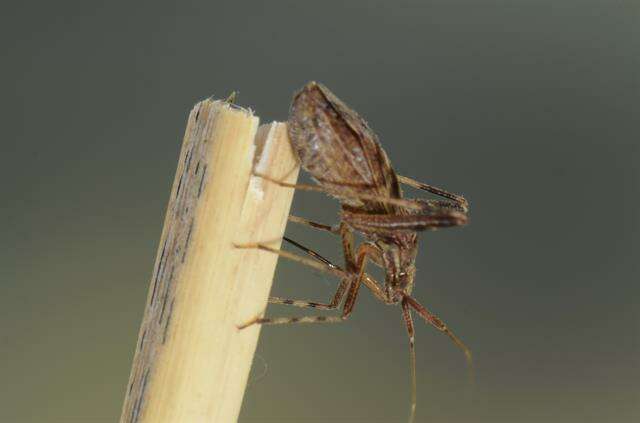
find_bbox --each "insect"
[236,81,471,422]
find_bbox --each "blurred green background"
[2,1,639,422]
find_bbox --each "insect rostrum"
[237,81,471,423]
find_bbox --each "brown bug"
[236,81,471,422]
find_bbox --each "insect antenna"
[401,298,417,423]
[404,295,475,386]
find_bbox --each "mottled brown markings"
[240,82,472,423]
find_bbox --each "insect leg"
[339,223,357,272]
[268,276,349,311]
[234,242,344,278]
[237,237,387,302]
[238,274,353,328]
[255,172,423,210]
[342,243,382,317]
[236,239,351,328]
[236,237,389,328]
[268,237,349,310]
[237,312,347,329]
[269,233,387,311]
[281,236,340,272]
[401,298,417,423]
[343,209,468,232]
[284,234,390,305]
[419,199,468,214]
[288,215,339,234]
[238,244,379,328]
[404,295,474,383]
[397,175,469,212]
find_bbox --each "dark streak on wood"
[185,221,194,248]
[154,247,167,304]
[185,148,192,170]
[141,367,150,399]
[197,165,207,198]
[131,381,142,421]
[159,293,168,323]
[131,367,150,422]
[162,299,175,344]
[168,266,175,286]
[122,100,229,422]
[181,221,194,263]
[150,238,168,304]
[130,398,137,422]
[176,171,185,199]
[139,328,147,351]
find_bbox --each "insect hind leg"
[236,237,351,328]
[268,276,350,311]
[238,241,378,329]
[238,314,345,329]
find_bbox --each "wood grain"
[120,98,299,423]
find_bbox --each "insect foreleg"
[343,210,468,232]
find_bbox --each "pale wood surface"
[120,98,299,423]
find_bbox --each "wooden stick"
[120,98,300,423]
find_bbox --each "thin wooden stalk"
[120,97,299,423]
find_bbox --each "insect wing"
[288,82,400,212]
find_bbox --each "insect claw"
[237,315,261,330]
[233,242,258,249]
[237,321,252,330]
